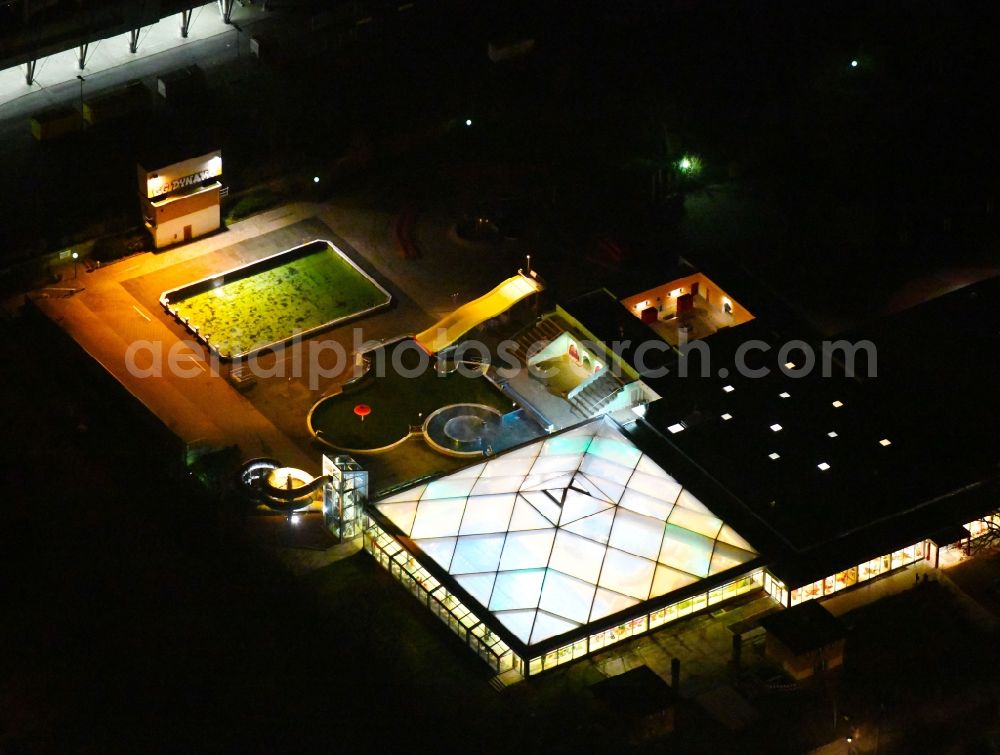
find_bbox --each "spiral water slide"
[414,273,543,354]
[240,458,329,512]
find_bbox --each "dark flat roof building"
[568,275,1000,600]
[362,271,999,677]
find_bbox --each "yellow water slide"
[415,274,543,354]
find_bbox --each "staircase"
[510,317,563,364]
[568,370,623,418]
[489,669,525,693]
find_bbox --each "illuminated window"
[784,361,796,369]
[779,392,790,399]
[768,452,780,460]
[770,423,782,432]
[879,438,891,447]
[721,413,733,421]
[667,423,685,434]
[828,431,838,438]
[832,400,844,408]
[723,385,734,393]
[817,462,831,471]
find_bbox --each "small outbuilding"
[137,148,223,249]
[760,601,846,680]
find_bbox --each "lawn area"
[165,240,390,357]
[223,187,280,224]
[309,339,513,450]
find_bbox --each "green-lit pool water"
[163,240,391,358]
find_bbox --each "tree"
[967,515,1000,555]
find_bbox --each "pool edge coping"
[158,238,393,360]
[421,403,503,458]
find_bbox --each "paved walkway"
[821,559,999,633]
[29,197,498,482]
[32,202,326,473]
[820,561,935,618]
[318,201,529,324]
[245,513,364,575]
[809,739,852,755]
[577,592,779,698]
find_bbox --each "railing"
[567,367,618,401]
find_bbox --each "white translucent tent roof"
[374,418,758,648]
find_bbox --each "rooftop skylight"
[372,420,759,648]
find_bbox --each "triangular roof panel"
[449,533,506,574]
[559,488,614,524]
[562,508,616,544]
[455,572,497,607]
[459,493,516,535]
[508,496,556,531]
[530,611,580,645]
[590,587,640,622]
[374,500,419,536]
[490,569,545,611]
[415,536,457,571]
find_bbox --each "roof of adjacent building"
[759,600,845,654]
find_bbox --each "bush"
[225,188,280,224]
[91,229,148,262]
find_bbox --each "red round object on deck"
[354,404,372,418]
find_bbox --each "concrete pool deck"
[31,208,321,472]
[30,205,425,475]
[28,194,536,487]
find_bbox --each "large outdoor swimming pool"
[160,239,391,359]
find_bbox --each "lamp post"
[76,75,85,126]
[71,251,79,279]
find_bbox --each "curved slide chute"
[240,458,329,512]
[415,273,542,354]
